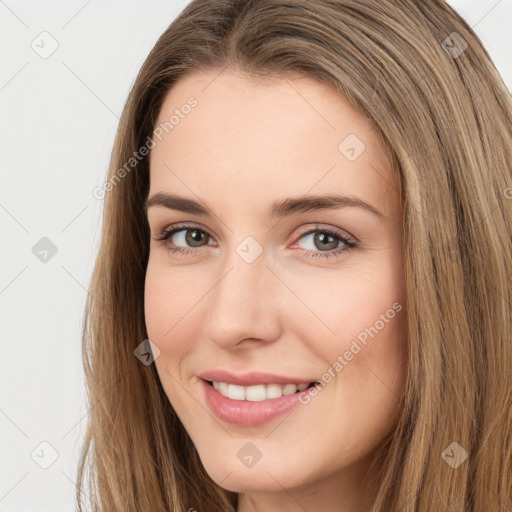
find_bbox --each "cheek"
[285,261,405,351]
[286,257,408,416]
[144,263,193,406]
[143,259,191,356]
[144,265,169,341]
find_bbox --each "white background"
[1,1,511,510]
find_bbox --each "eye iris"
[314,232,338,251]
[185,229,208,247]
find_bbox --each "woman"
[77,0,512,510]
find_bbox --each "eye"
[153,223,357,259]
[291,225,357,259]
[153,223,214,256]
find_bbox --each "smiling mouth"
[205,379,320,402]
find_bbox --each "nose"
[202,246,282,350]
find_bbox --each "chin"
[199,451,306,493]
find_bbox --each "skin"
[144,69,408,512]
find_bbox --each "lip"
[197,369,318,386]
[200,378,314,426]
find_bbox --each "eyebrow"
[144,192,385,219]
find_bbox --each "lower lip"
[200,379,311,427]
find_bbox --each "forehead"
[149,69,400,220]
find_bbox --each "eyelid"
[153,221,358,257]
[154,221,356,243]
[155,221,218,242]
[292,223,357,244]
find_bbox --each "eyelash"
[153,222,357,260]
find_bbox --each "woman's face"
[145,69,408,508]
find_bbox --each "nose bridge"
[203,238,281,347]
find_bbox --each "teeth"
[267,383,284,399]
[245,384,266,401]
[283,383,298,395]
[228,384,246,400]
[211,381,314,401]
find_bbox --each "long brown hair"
[76,0,512,510]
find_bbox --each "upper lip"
[198,369,318,386]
